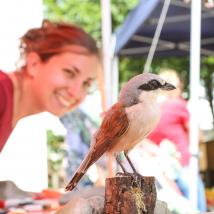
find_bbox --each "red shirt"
[0,70,13,152]
[148,97,190,166]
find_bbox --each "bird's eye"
[149,79,160,89]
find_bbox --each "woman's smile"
[55,91,77,109]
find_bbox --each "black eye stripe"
[138,79,161,91]
[138,84,151,91]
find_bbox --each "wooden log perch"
[103,173,156,214]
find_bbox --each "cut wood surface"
[104,173,156,214]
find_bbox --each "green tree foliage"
[118,56,189,91]
[47,130,65,187]
[47,130,65,171]
[43,0,101,41]
[201,57,214,121]
[43,0,138,41]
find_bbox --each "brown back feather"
[93,102,129,156]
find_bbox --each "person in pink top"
[149,90,190,167]
[148,69,207,212]
[0,19,102,152]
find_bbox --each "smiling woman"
[0,19,102,152]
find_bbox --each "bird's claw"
[116,172,125,177]
[116,172,140,178]
[116,172,142,188]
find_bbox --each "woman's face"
[28,46,101,116]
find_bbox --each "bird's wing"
[65,102,129,191]
[94,102,129,154]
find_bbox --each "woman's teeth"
[57,94,75,107]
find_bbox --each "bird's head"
[119,72,176,107]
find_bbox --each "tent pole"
[101,0,113,109]
[101,0,118,178]
[189,0,201,209]
[143,0,171,73]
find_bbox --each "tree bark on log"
[103,173,156,214]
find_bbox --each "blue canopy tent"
[114,0,214,57]
[111,0,214,209]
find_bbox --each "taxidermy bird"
[65,72,176,191]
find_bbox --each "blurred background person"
[148,69,207,212]
[60,108,99,187]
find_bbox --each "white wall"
[0,113,66,192]
[0,0,43,71]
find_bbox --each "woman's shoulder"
[0,70,10,80]
[0,70,13,89]
[0,70,5,77]
[0,70,13,115]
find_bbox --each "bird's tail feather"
[65,135,107,192]
[65,149,93,191]
[65,171,85,191]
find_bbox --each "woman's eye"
[84,80,97,94]
[63,68,76,78]
[83,80,92,89]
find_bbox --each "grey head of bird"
[119,72,176,107]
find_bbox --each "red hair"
[19,19,100,63]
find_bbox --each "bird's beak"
[161,82,176,91]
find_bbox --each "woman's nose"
[67,81,84,98]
